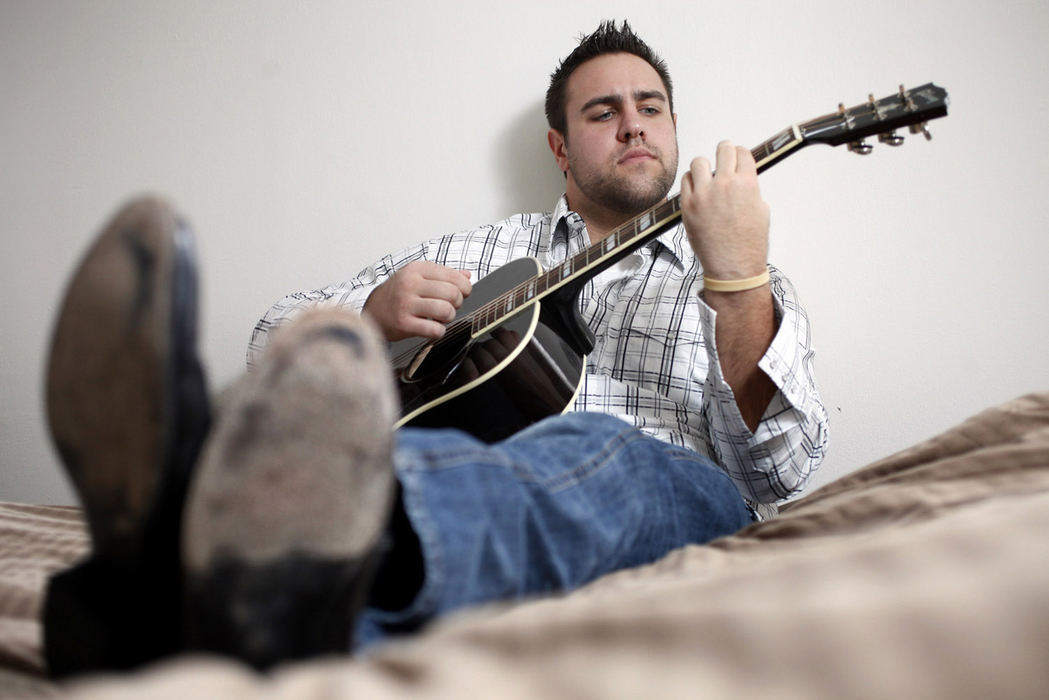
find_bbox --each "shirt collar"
[660,226,693,270]
[546,194,589,260]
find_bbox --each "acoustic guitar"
[390,84,949,441]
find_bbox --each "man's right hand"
[362,261,472,341]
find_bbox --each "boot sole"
[46,195,208,563]
[183,310,397,669]
[43,197,210,676]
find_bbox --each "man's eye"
[640,106,660,115]
[594,111,615,121]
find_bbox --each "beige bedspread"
[3,391,1048,699]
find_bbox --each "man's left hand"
[679,141,770,279]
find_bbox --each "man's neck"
[581,215,625,245]
[565,195,634,245]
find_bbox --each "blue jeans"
[355,412,752,647]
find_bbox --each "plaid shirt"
[249,196,828,514]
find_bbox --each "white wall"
[2,0,1047,505]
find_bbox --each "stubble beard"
[569,145,679,217]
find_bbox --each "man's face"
[550,52,679,221]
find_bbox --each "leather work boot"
[43,196,211,677]
[182,308,398,670]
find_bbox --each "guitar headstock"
[801,83,949,154]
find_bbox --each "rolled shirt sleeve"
[697,267,829,504]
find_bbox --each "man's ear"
[547,129,569,174]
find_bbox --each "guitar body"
[390,257,592,442]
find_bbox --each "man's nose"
[619,114,644,142]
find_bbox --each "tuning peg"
[868,93,886,121]
[899,84,916,111]
[838,102,856,131]
[848,139,873,155]
[878,131,905,146]
[908,122,933,141]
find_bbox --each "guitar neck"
[467,82,948,337]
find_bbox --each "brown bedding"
[3,391,1048,698]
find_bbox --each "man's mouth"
[618,148,656,165]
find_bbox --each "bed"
[2,391,1048,699]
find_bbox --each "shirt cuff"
[696,288,814,419]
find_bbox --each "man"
[43,20,827,676]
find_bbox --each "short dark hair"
[545,20,674,139]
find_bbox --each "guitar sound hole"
[404,344,433,380]
[402,334,471,383]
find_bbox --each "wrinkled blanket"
[3,392,1048,699]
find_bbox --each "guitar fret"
[638,210,653,233]
[624,222,638,244]
[541,269,557,293]
[774,128,794,150]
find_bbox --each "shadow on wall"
[492,100,566,217]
